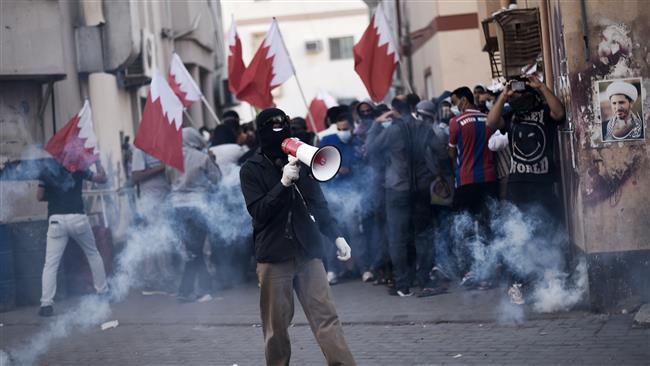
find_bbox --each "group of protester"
[301,74,566,303]
[34,73,566,318]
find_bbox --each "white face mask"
[337,130,352,143]
[381,119,393,128]
[486,100,494,111]
[451,105,461,116]
[201,130,211,142]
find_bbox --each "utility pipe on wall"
[539,0,554,91]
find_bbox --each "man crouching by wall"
[239,108,356,366]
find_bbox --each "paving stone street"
[2,281,648,366]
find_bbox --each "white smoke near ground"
[445,199,588,319]
[5,297,111,366]
[2,160,252,365]
[0,349,10,366]
[497,296,525,325]
[532,258,588,313]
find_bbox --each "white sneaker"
[362,271,374,283]
[508,283,524,305]
[327,271,338,285]
[197,294,213,303]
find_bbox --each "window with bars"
[329,36,354,60]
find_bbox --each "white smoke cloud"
[7,296,111,365]
[532,258,588,313]
[447,200,587,318]
[3,162,253,365]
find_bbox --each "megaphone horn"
[281,138,341,182]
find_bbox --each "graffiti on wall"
[566,20,650,208]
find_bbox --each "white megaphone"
[281,138,341,182]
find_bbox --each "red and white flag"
[134,71,185,171]
[45,100,100,172]
[236,19,294,109]
[353,5,399,102]
[306,90,338,132]
[168,53,202,107]
[227,15,246,95]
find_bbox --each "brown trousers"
[257,257,356,366]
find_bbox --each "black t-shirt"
[503,106,561,183]
[39,167,92,217]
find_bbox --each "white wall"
[222,0,371,122]
[405,0,492,98]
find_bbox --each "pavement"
[1,280,649,366]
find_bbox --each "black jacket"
[240,150,341,263]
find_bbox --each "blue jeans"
[174,207,211,297]
[385,189,434,290]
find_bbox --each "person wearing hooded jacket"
[168,127,222,302]
[239,108,356,366]
[365,96,439,297]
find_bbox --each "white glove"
[488,130,509,151]
[335,237,352,261]
[281,156,300,187]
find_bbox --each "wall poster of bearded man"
[597,77,645,142]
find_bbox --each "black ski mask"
[256,108,291,160]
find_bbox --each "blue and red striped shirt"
[448,109,497,187]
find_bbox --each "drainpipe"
[539,0,554,91]
[395,0,404,93]
[579,0,590,61]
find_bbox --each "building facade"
[387,0,648,310]
[0,0,226,240]
[222,0,370,122]
[478,0,649,310]
[392,0,494,99]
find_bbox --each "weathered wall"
[551,0,650,255]
[0,0,66,79]
[1,1,226,229]
[0,82,49,222]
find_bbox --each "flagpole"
[294,78,318,133]
[273,18,319,133]
[183,109,197,126]
[200,95,222,125]
[378,3,412,95]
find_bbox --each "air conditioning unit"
[141,30,155,77]
[119,29,156,88]
[305,40,322,54]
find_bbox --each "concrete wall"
[541,0,650,309]
[222,0,370,122]
[0,1,66,79]
[404,0,493,98]
[548,0,650,255]
[0,1,226,235]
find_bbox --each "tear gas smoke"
[191,166,252,244]
[497,297,525,325]
[532,258,588,313]
[2,161,251,365]
[445,199,587,318]
[6,296,111,366]
[321,164,379,221]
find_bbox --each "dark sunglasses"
[266,114,290,125]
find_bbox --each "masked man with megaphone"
[240,108,356,366]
